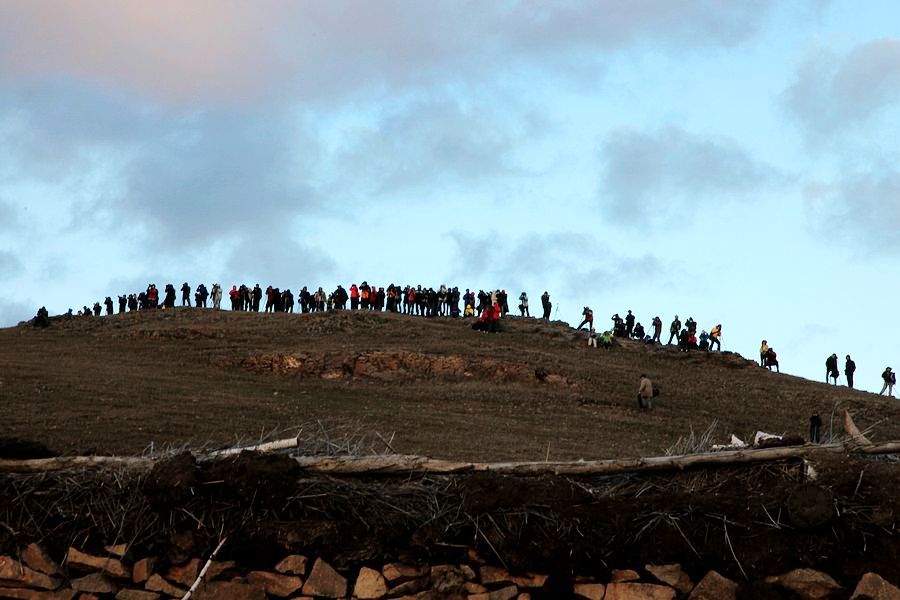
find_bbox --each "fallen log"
[2,441,900,475]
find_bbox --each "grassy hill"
[2,308,897,459]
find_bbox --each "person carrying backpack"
[638,374,654,409]
[764,348,779,372]
[709,324,722,351]
[826,353,839,385]
[577,307,593,330]
[880,367,895,397]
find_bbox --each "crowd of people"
[35,281,556,329]
[577,308,724,353]
[32,281,897,398]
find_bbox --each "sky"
[1,1,899,393]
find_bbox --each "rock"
[765,569,842,599]
[479,567,547,589]
[274,555,308,576]
[851,573,900,599]
[132,558,156,584]
[431,565,472,594]
[193,581,266,600]
[689,571,737,600]
[645,564,694,594]
[517,594,531,600]
[116,590,161,600]
[104,545,128,559]
[354,567,388,599]
[573,583,606,599]
[468,585,519,600]
[383,563,428,584]
[77,595,100,600]
[206,561,238,581]
[465,582,489,594]
[0,555,62,590]
[21,544,60,576]
[246,571,303,597]
[71,573,119,594]
[0,588,75,599]
[467,549,485,565]
[433,564,475,581]
[301,559,347,598]
[611,570,641,583]
[388,577,428,596]
[144,573,186,597]
[605,582,676,600]
[164,558,200,587]
[65,548,130,580]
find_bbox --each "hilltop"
[3,308,897,459]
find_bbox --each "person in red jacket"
[350,284,360,310]
[489,302,502,333]
[229,285,240,311]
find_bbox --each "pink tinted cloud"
[0,1,281,103]
[1,1,779,104]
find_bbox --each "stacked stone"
[0,544,898,599]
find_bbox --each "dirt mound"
[232,350,578,387]
[4,307,900,461]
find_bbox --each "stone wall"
[1,543,898,599]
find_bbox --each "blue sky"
[1,1,899,392]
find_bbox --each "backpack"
[652,384,660,397]
[893,373,897,385]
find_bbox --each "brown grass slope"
[2,308,897,460]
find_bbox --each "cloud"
[0,1,782,105]
[328,93,548,197]
[784,38,900,142]
[0,297,32,327]
[0,200,18,230]
[449,230,674,295]
[598,126,781,223]
[804,170,900,252]
[224,229,336,285]
[0,250,22,277]
[0,80,323,248]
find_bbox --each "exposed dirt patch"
[230,350,578,387]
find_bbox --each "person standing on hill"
[845,355,856,389]
[625,310,635,337]
[652,316,662,343]
[104,296,114,316]
[541,291,552,319]
[577,306,593,330]
[252,284,262,312]
[685,317,697,335]
[181,282,191,307]
[709,324,722,351]
[118,295,127,314]
[518,292,529,317]
[638,374,654,409]
[826,353,839,385]
[880,367,895,397]
[760,340,769,367]
[211,284,222,309]
[667,315,681,345]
